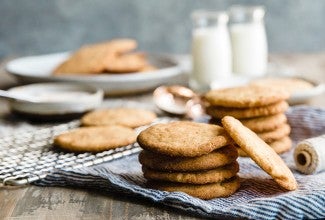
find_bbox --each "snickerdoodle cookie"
[137,121,233,157]
[81,108,157,128]
[142,162,239,184]
[240,113,287,133]
[54,126,136,152]
[139,145,238,171]
[221,116,297,191]
[206,101,289,119]
[204,86,289,108]
[147,176,240,200]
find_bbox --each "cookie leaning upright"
[221,116,297,191]
[205,85,292,155]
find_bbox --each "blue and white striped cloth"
[35,106,325,220]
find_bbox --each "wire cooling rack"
[0,117,173,186]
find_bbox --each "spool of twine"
[294,134,325,174]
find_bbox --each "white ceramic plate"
[288,82,325,105]
[7,82,103,116]
[6,52,183,95]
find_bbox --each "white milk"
[191,27,232,91]
[230,23,268,76]
[229,5,268,76]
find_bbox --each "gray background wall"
[0,0,324,58]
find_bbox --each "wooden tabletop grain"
[0,54,324,220]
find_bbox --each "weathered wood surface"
[0,54,325,220]
[0,186,200,220]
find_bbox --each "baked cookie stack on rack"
[204,86,292,156]
[137,121,240,200]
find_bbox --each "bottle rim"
[191,10,229,24]
[228,5,265,22]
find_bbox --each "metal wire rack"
[0,117,173,186]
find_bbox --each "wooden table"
[1,54,325,220]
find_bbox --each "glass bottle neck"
[229,5,265,24]
[192,10,229,29]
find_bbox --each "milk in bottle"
[229,6,268,76]
[190,11,232,92]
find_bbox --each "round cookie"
[236,146,248,157]
[139,145,238,171]
[54,126,136,152]
[147,176,240,200]
[140,64,157,72]
[137,121,233,157]
[237,136,292,157]
[142,162,239,184]
[221,116,297,191]
[270,136,292,154]
[206,101,289,119]
[106,38,138,54]
[105,53,147,73]
[257,123,291,143]
[81,108,157,128]
[204,86,289,108]
[240,113,287,133]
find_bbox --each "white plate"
[7,82,103,116]
[289,82,325,105]
[6,52,183,95]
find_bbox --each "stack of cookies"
[137,121,240,200]
[204,86,292,156]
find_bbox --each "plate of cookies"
[6,39,182,95]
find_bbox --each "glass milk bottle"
[190,11,232,92]
[229,5,268,77]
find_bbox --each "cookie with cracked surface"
[137,121,233,157]
[204,86,289,108]
[139,145,238,171]
[142,161,239,184]
[81,108,157,128]
[221,116,297,191]
[54,126,136,152]
[206,101,289,119]
[147,176,240,200]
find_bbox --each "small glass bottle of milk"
[229,5,268,77]
[190,11,232,92]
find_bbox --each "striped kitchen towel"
[35,106,325,220]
